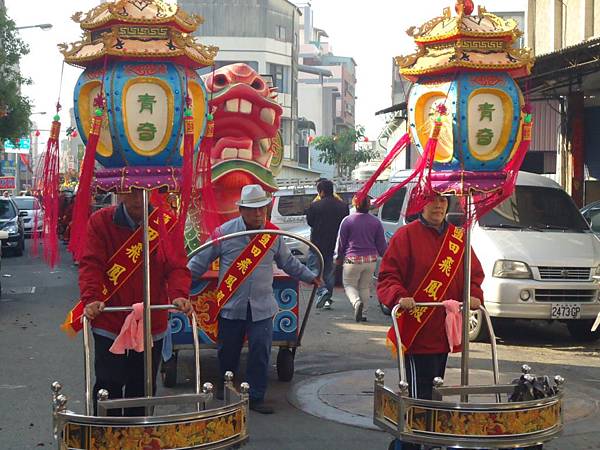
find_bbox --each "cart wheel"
[276,348,294,382]
[161,351,178,388]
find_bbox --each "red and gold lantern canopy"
[59,0,218,192]
[397,3,534,195]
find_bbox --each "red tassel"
[38,118,61,267]
[173,112,196,252]
[354,133,411,206]
[195,113,221,239]
[373,122,442,211]
[68,112,103,261]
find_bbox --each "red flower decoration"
[435,103,448,116]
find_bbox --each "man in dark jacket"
[306,179,349,308]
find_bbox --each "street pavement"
[1,242,600,449]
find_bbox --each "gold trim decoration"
[60,27,218,69]
[399,57,533,78]
[60,0,218,69]
[413,91,454,163]
[72,0,202,33]
[63,408,247,450]
[408,9,519,44]
[122,76,174,157]
[179,80,207,156]
[395,5,534,80]
[77,81,113,158]
[405,402,561,436]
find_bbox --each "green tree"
[312,126,377,177]
[0,6,31,142]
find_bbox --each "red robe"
[377,220,484,354]
[78,206,191,336]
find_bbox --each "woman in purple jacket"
[335,196,388,322]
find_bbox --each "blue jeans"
[217,306,273,402]
[307,249,335,296]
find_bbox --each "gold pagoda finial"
[455,0,474,16]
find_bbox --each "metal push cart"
[163,230,323,386]
[373,196,565,450]
[52,190,250,450]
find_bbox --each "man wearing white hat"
[188,184,321,414]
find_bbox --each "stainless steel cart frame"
[52,190,250,450]
[373,194,565,450]
[163,230,324,384]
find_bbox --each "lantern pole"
[142,188,153,411]
[460,193,472,401]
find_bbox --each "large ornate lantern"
[396,1,534,199]
[357,1,534,216]
[58,0,218,259]
[60,0,217,191]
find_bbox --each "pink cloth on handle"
[109,302,150,354]
[442,300,462,353]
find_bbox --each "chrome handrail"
[390,303,500,401]
[82,304,200,416]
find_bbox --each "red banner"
[387,223,466,354]
[190,223,279,340]
[61,208,177,336]
[0,176,16,190]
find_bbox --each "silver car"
[13,196,43,237]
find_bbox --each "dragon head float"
[186,63,284,253]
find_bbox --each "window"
[13,197,40,210]
[479,186,588,231]
[380,188,406,223]
[280,118,292,147]
[276,25,286,41]
[0,200,17,220]
[269,63,288,93]
[276,194,315,216]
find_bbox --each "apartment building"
[178,0,322,180]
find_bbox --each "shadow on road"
[492,319,600,355]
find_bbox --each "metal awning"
[375,102,407,116]
[520,37,600,99]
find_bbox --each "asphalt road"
[1,242,600,449]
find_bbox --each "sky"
[5,0,527,141]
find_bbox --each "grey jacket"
[187,217,316,321]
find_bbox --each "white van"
[378,170,600,342]
[271,188,362,231]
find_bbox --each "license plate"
[551,303,581,319]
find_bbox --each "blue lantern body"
[74,61,207,170]
[407,72,523,172]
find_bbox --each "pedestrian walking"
[306,178,349,309]
[188,184,321,414]
[335,196,387,322]
[376,194,484,450]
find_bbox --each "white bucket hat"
[235,184,272,208]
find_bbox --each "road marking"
[0,385,27,389]
[5,287,36,294]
